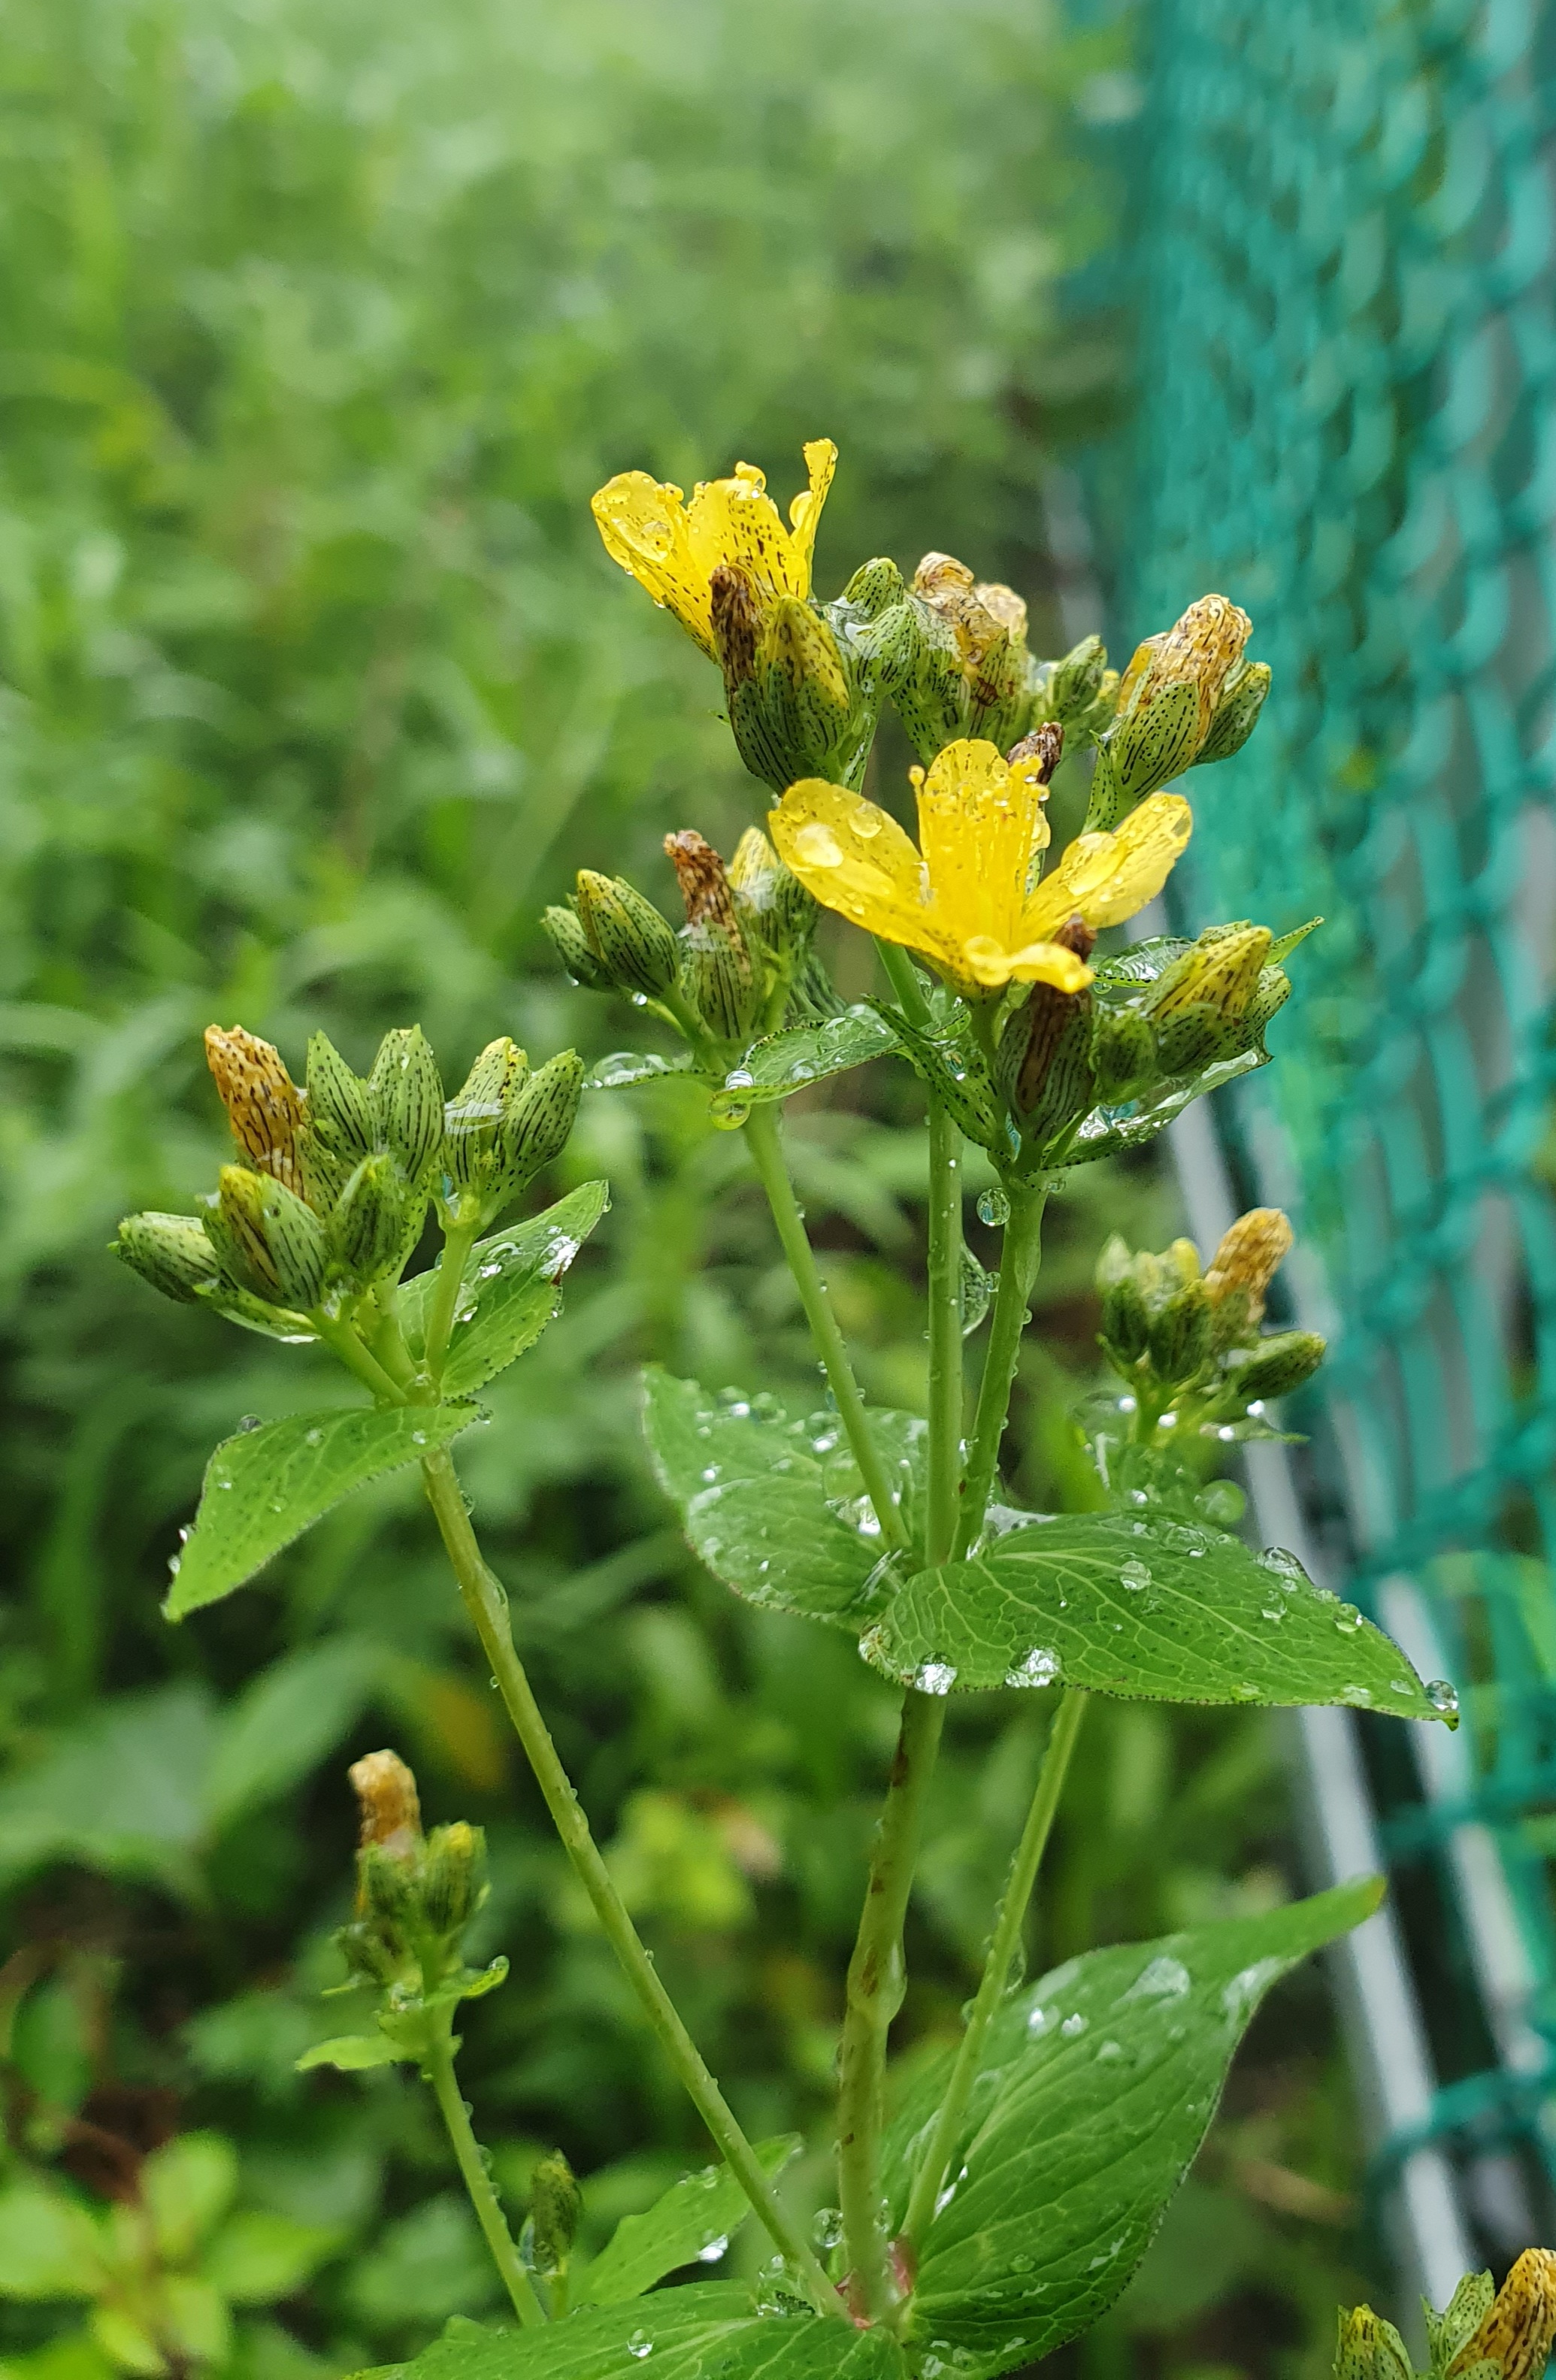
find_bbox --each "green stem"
[874,939,931,1027]
[313,1316,405,1406]
[901,1687,1088,2251]
[836,1687,946,2321]
[424,2021,547,2327]
[419,1444,843,2321]
[422,1208,480,1386]
[924,1092,964,1567]
[743,1101,910,1555]
[953,1185,1048,1559]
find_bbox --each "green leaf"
[892,1881,1382,2375]
[584,1052,698,1091]
[399,1181,609,1396]
[295,2033,407,2073]
[575,2136,801,2306]
[860,1512,1439,1718]
[0,2182,100,2297]
[708,1008,898,1121]
[166,1406,478,1619]
[395,2288,905,2380]
[642,1371,922,1628]
[201,2209,339,2303]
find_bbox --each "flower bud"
[728,827,817,961]
[445,1039,528,1193]
[331,1152,414,1282]
[1099,1267,1152,1366]
[996,916,1096,1149]
[574,874,680,1001]
[665,830,761,1042]
[1203,1207,1292,1326]
[835,555,906,619]
[501,1049,584,1185]
[114,1212,224,1305]
[1334,2306,1415,2380]
[1445,2249,1556,2380]
[207,1165,328,1309]
[304,1034,374,1165]
[711,571,865,793]
[368,1028,444,1184]
[350,1748,422,1852]
[1146,1277,1213,1383]
[204,1025,306,1194]
[419,1820,486,1938]
[1050,634,1109,719]
[528,2151,582,2279]
[1194,658,1271,767]
[543,902,609,989]
[1145,925,1273,1072]
[1225,1329,1326,1402]
[1086,595,1254,828]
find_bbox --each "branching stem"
[419,1444,843,2321]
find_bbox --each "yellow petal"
[1024,792,1192,937]
[591,471,716,656]
[788,440,837,587]
[1005,940,1094,991]
[916,739,1045,956]
[769,778,931,949]
[688,464,807,608]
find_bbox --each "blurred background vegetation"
[0,0,1372,2375]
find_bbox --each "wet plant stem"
[744,1101,910,1555]
[424,2022,547,2327]
[900,1686,1088,2251]
[423,1207,481,1382]
[953,1184,1048,1559]
[418,1443,843,2321]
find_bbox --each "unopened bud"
[996,917,1095,1146]
[1051,633,1109,718]
[1203,1207,1292,1325]
[350,1749,422,1855]
[1195,658,1271,767]
[368,1028,444,1184]
[1005,722,1064,784]
[1099,1270,1151,1366]
[836,556,906,620]
[331,1152,413,1282]
[1225,1329,1326,1402]
[728,827,817,958]
[1334,2306,1415,2380]
[1146,1278,1213,1383]
[208,1165,328,1309]
[1088,595,1254,827]
[420,1820,486,1938]
[304,1034,374,1165]
[1146,925,1273,1071]
[543,903,609,990]
[528,2151,582,2278]
[665,831,760,1041]
[205,1025,306,1194]
[501,1049,584,1185]
[1090,1010,1158,1104]
[1446,2251,1556,2380]
[574,873,680,1001]
[445,1039,528,1192]
[114,1212,224,1305]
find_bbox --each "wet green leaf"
[709,1008,898,1120]
[861,1512,1438,1718]
[395,2287,905,2380]
[576,2136,801,2306]
[400,1181,609,1396]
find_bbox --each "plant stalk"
[419,1444,843,2321]
[953,1184,1049,1559]
[743,1101,910,1555]
[424,2024,547,2327]
[924,1092,964,1567]
[422,1207,481,1385]
[835,1685,946,2320]
[901,1685,1088,2251]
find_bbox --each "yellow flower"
[591,440,837,660]
[770,737,1192,998]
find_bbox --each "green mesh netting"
[1122,0,1556,2173]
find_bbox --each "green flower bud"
[1334,2306,1415,2380]
[445,1039,528,1193]
[995,919,1097,1149]
[419,1821,486,1939]
[368,1028,444,1184]
[1086,595,1255,828]
[1145,925,1273,1072]
[1099,1270,1152,1366]
[1146,1278,1213,1383]
[574,873,680,1000]
[528,2151,582,2279]
[728,827,817,961]
[1225,1329,1326,1402]
[114,1211,223,1305]
[207,1166,328,1309]
[1051,632,1109,718]
[1194,658,1271,767]
[501,1049,584,1186]
[305,1033,374,1164]
[542,903,608,989]
[331,1152,414,1282]
[710,568,868,793]
[665,830,761,1042]
[1090,1009,1159,1103]
[835,556,906,620]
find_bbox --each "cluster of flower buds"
[543,825,829,1050]
[1336,2251,1556,2380]
[1084,594,1270,832]
[114,1022,583,1335]
[831,551,1122,768]
[337,1750,493,2001]
[1095,1207,1325,1419]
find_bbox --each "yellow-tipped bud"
[204,1025,306,1195]
[1447,2250,1556,2380]
[1203,1207,1294,1327]
[207,1165,328,1309]
[1334,2305,1414,2380]
[665,830,761,1042]
[574,872,680,1000]
[350,1748,422,1854]
[114,1212,224,1305]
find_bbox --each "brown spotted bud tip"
[1203,1207,1294,1324]
[1140,594,1252,739]
[1449,2250,1556,2380]
[664,830,740,936]
[911,550,1028,669]
[1007,722,1065,786]
[710,562,762,687]
[349,1749,422,1858]
[204,1025,306,1193]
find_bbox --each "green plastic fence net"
[1121,0,1556,2189]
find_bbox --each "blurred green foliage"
[0,0,1371,2374]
